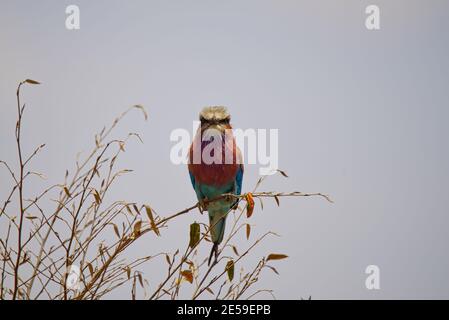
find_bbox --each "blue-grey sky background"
[1,0,449,299]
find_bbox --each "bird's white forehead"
[200,106,230,121]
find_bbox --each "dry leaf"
[258,197,264,210]
[125,205,134,216]
[267,253,288,261]
[133,220,142,237]
[162,289,171,295]
[137,273,144,287]
[145,205,160,236]
[266,265,280,275]
[133,105,148,120]
[111,223,120,238]
[25,79,40,85]
[165,254,171,266]
[87,263,94,277]
[277,169,289,177]
[245,193,255,218]
[63,186,71,198]
[181,270,193,284]
[93,189,101,205]
[246,224,251,240]
[274,195,280,206]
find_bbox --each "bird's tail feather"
[208,243,218,266]
[207,207,228,266]
[209,215,226,244]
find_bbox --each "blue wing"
[235,165,244,196]
[189,171,196,189]
[189,171,206,201]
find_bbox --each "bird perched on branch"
[188,106,244,265]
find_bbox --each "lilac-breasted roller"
[188,106,244,265]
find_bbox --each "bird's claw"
[198,198,208,214]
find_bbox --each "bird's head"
[199,106,232,133]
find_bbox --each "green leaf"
[226,260,234,282]
[189,222,200,248]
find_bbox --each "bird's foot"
[225,194,239,210]
[198,198,208,214]
[224,194,238,210]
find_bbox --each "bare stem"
[12,82,25,300]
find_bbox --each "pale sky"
[1,0,449,299]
